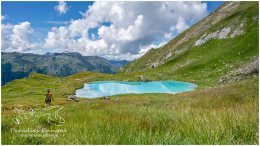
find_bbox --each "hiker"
[45,89,54,106]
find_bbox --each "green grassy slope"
[121,2,258,87]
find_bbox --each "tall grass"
[2,77,258,144]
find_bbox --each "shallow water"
[75,81,197,98]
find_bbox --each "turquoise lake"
[75,81,197,98]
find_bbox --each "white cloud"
[139,41,167,55]
[1,22,39,52]
[1,15,6,21]
[175,17,189,33]
[44,1,208,60]
[46,20,70,25]
[55,1,69,15]
[1,15,8,21]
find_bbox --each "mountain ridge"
[1,52,129,85]
[120,1,258,86]
[121,1,256,72]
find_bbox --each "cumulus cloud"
[175,17,189,33]
[44,1,208,60]
[1,15,6,21]
[139,41,167,56]
[55,1,69,15]
[1,22,39,52]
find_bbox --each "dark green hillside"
[1,52,128,85]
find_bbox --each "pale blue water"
[75,81,197,98]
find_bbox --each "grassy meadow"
[1,72,259,144]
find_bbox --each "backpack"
[45,93,52,101]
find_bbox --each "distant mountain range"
[1,52,129,85]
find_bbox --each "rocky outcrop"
[219,57,259,84]
[171,2,241,49]
[67,95,79,102]
[165,52,173,60]
[195,22,245,46]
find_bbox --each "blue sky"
[2,2,92,26]
[2,1,94,39]
[1,1,224,60]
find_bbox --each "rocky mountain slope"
[1,52,128,85]
[120,1,258,86]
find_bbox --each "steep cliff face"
[121,2,258,74]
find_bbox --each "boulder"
[67,95,79,102]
